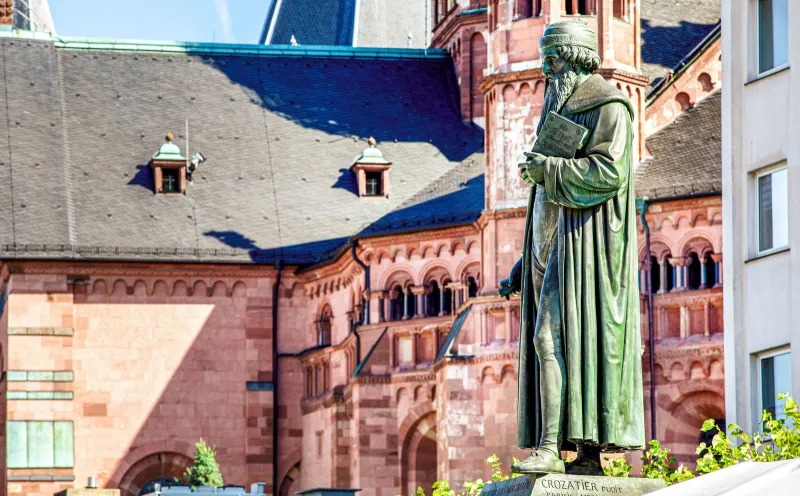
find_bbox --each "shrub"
[176,438,224,489]
[414,394,800,493]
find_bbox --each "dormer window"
[150,133,187,195]
[365,171,382,196]
[351,137,391,198]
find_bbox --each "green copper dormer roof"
[152,133,186,161]
[354,137,391,166]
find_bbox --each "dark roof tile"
[637,90,721,200]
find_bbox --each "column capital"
[410,285,427,296]
[710,253,723,263]
[369,289,386,300]
[668,256,688,267]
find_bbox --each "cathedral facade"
[0,1,722,496]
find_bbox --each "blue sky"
[49,0,273,44]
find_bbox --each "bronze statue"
[499,20,645,475]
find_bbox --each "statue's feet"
[565,454,604,476]
[511,447,565,474]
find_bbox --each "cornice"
[479,68,545,94]
[431,7,487,48]
[4,260,282,278]
[476,208,526,229]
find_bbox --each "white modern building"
[722,0,795,433]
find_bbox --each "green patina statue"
[499,20,645,476]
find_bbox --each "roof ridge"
[0,30,449,59]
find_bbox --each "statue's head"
[539,20,601,114]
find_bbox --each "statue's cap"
[539,19,598,53]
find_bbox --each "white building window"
[756,166,788,253]
[758,349,792,422]
[758,0,789,73]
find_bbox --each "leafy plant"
[409,396,800,495]
[603,454,631,478]
[177,438,224,489]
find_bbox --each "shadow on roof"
[202,54,483,163]
[641,19,719,79]
[360,173,484,237]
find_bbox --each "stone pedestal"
[54,490,120,496]
[295,489,361,496]
[480,474,665,496]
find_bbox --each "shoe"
[511,447,566,474]
[565,455,603,476]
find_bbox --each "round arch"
[379,266,415,290]
[116,451,193,496]
[400,409,437,496]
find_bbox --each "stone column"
[658,258,668,294]
[699,257,708,289]
[504,305,512,344]
[403,290,410,320]
[668,257,686,292]
[638,261,647,294]
[711,253,723,287]
[363,291,371,325]
[439,287,446,316]
[679,302,688,338]
[704,300,711,337]
[412,286,426,318]
[376,291,386,323]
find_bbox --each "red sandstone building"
[0,1,723,496]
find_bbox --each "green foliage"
[177,438,224,489]
[412,455,521,496]
[411,395,800,494]
[696,392,800,473]
[602,454,631,478]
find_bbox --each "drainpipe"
[636,197,657,442]
[350,240,370,364]
[272,260,283,495]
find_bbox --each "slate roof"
[636,90,721,200]
[640,0,720,83]
[0,35,483,264]
[261,0,428,49]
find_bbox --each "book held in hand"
[531,111,589,159]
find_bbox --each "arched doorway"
[118,452,193,496]
[402,412,437,495]
[279,462,301,496]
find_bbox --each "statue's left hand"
[519,151,546,186]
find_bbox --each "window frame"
[755,347,792,426]
[364,171,382,197]
[7,420,75,469]
[756,0,790,77]
[754,164,789,256]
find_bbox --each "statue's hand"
[499,257,523,300]
[519,152,546,185]
[498,278,520,300]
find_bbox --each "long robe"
[516,74,644,452]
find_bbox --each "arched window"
[704,252,716,288]
[139,477,179,496]
[664,258,675,292]
[317,306,332,346]
[649,256,660,295]
[390,285,403,321]
[442,280,453,315]
[428,281,441,317]
[406,285,417,318]
[468,276,479,298]
[687,252,702,290]
[565,0,593,15]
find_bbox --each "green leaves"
[411,397,800,496]
[176,438,224,489]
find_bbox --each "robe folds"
[516,74,645,452]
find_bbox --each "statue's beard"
[542,68,580,119]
